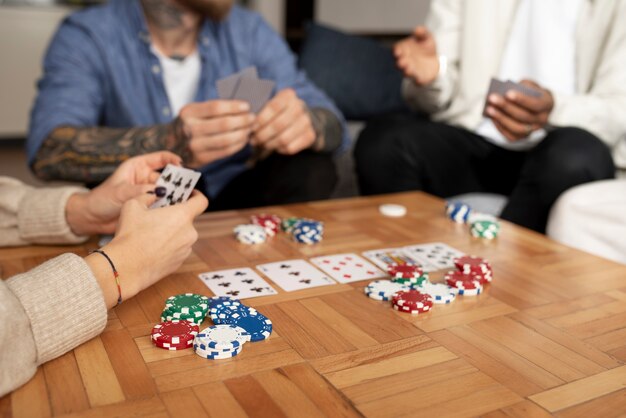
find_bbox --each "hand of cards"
[483,77,541,117]
[216,66,275,113]
[151,164,202,209]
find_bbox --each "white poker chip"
[418,282,457,304]
[195,324,251,351]
[234,224,267,245]
[364,280,409,301]
[379,204,407,218]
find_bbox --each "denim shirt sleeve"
[249,15,351,153]
[26,20,105,164]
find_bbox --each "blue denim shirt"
[27,0,348,197]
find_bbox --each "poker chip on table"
[445,201,472,223]
[208,296,240,310]
[161,293,209,325]
[453,255,492,275]
[379,203,407,218]
[365,280,410,301]
[234,224,267,245]
[195,324,251,351]
[444,271,483,296]
[251,214,281,237]
[470,220,500,240]
[418,282,458,304]
[226,309,273,342]
[210,300,253,324]
[281,217,301,233]
[292,219,323,245]
[151,320,199,350]
[387,263,423,279]
[392,289,433,314]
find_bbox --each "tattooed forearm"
[32,118,190,183]
[309,108,343,153]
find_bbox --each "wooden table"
[2,192,626,418]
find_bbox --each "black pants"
[354,114,615,232]
[205,150,338,211]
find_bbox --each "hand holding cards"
[216,67,275,113]
[483,77,554,141]
[151,164,201,209]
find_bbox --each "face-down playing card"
[309,253,386,284]
[151,164,201,209]
[216,66,275,113]
[256,259,336,292]
[198,267,278,299]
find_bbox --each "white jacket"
[403,0,626,171]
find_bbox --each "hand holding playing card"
[394,26,440,86]
[485,79,554,141]
[176,100,256,167]
[251,89,317,155]
[66,151,182,236]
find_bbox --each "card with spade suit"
[151,164,201,209]
[198,267,277,299]
[309,253,386,284]
[256,259,336,292]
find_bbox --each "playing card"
[232,76,275,113]
[198,267,278,299]
[256,259,335,292]
[309,253,386,283]
[362,248,421,270]
[216,67,258,100]
[401,242,466,272]
[508,80,542,98]
[483,78,510,117]
[151,164,201,209]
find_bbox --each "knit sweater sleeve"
[0,253,108,396]
[0,177,88,246]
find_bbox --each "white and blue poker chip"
[418,282,458,304]
[445,201,472,223]
[365,280,409,301]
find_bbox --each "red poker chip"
[392,290,433,312]
[392,304,430,315]
[151,320,199,346]
[445,271,482,290]
[153,339,194,350]
[471,270,493,284]
[454,256,491,272]
[251,214,281,236]
[387,263,423,279]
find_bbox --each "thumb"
[133,189,159,208]
[413,26,429,40]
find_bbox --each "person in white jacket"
[355,0,624,233]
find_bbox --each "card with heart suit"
[402,242,466,272]
[309,253,386,283]
[151,164,201,209]
[198,267,278,299]
[256,259,336,292]
[361,248,421,270]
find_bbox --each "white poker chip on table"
[418,282,457,304]
[365,280,409,301]
[379,204,407,218]
[234,224,267,245]
[195,324,251,351]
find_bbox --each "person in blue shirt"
[27,0,347,210]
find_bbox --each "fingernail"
[487,107,496,116]
[489,94,500,104]
[240,103,250,112]
[155,186,167,197]
[506,91,517,100]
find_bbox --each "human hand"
[89,190,208,308]
[251,89,317,155]
[485,79,554,141]
[176,100,256,167]
[66,151,181,235]
[394,26,440,86]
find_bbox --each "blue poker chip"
[445,201,472,224]
[209,301,253,324]
[208,296,240,311]
[194,345,241,360]
[227,310,273,342]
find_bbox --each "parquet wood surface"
[2,192,626,418]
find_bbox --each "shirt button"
[152,65,161,74]
[162,107,171,116]
[202,37,210,46]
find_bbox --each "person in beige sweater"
[0,151,208,396]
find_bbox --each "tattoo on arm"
[32,118,190,183]
[309,108,343,153]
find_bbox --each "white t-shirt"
[476,0,581,150]
[152,46,202,117]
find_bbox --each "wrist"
[93,239,143,307]
[65,192,93,236]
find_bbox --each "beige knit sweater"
[0,177,108,397]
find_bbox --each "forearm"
[32,119,190,183]
[309,108,343,153]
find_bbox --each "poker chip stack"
[251,214,281,237]
[364,280,410,301]
[281,217,301,233]
[392,289,434,315]
[418,282,458,304]
[209,300,273,342]
[387,263,429,287]
[291,219,324,245]
[443,255,494,295]
[194,324,251,359]
[161,293,209,325]
[470,219,500,240]
[445,201,472,223]
[234,224,267,245]
[151,320,199,351]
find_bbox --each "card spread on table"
[151,164,201,209]
[402,242,466,272]
[198,267,277,299]
[361,248,421,270]
[309,253,386,283]
[216,66,275,113]
[483,77,542,117]
[256,259,336,292]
